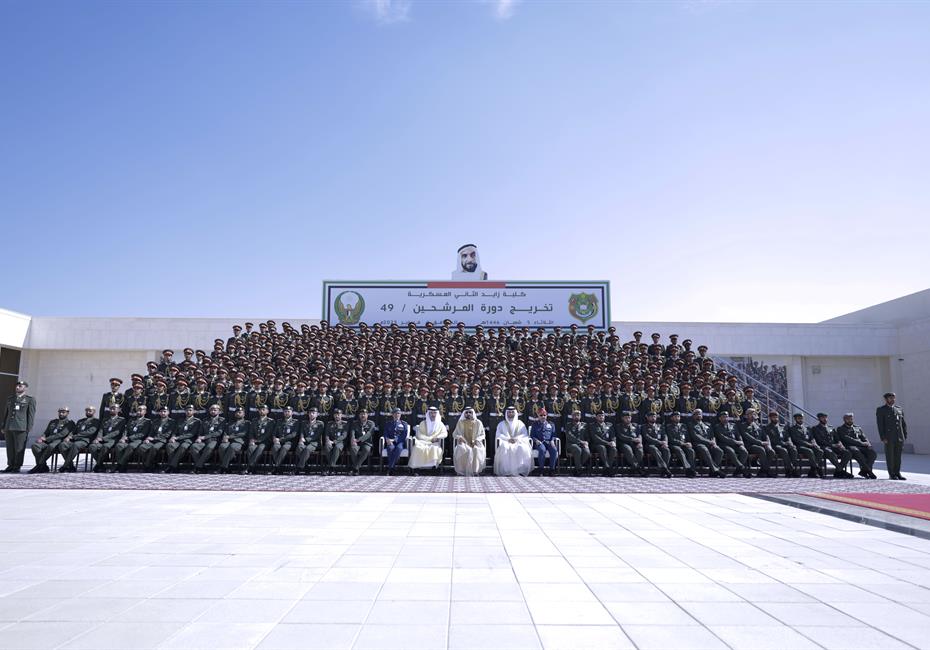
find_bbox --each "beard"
[461,260,477,272]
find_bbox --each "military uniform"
[664,416,696,476]
[614,419,645,473]
[763,420,798,477]
[348,417,376,473]
[713,416,749,477]
[3,388,36,472]
[246,415,275,471]
[273,415,301,470]
[296,417,325,470]
[786,420,824,477]
[59,415,99,471]
[588,419,618,475]
[324,417,349,471]
[738,419,775,477]
[836,420,877,478]
[810,419,852,477]
[166,414,200,471]
[218,415,247,471]
[30,416,75,472]
[564,418,591,473]
[641,418,671,477]
[876,399,908,480]
[89,414,124,471]
[141,416,176,470]
[115,414,152,471]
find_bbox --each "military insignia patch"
[334,291,366,326]
[568,292,598,324]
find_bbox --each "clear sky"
[2,0,928,322]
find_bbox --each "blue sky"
[2,0,928,322]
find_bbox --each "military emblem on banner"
[334,291,366,325]
[568,292,598,323]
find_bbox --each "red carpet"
[810,492,930,520]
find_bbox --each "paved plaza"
[1,486,930,650]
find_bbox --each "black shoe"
[858,470,869,478]
[663,470,672,478]
[868,472,877,479]
[897,474,907,480]
[743,471,753,478]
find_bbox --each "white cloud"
[360,0,412,24]
[485,0,520,20]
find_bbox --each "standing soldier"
[191,379,212,421]
[59,406,99,472]
[246,378,268,420]
[226,375,249,421]
[89,405,124,472]
[29,407,75,474]
[290,382,313,421]
[123,382,147,419]
[836,413,878,479]
[169,380,192,421]
[269,379,290,420]
[165,405,200,473]
[100,378,125,421]
[876,392,908,480]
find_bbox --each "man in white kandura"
[453,407,486,476]
[494,406,532,476]
[409,406,448,471]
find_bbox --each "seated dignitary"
[190,404,225,472]
[713,411,751,478]
[89,405,124,472]
[687,410,725,478]
[762,411,800,477]
[115,405,152,472]
[810,413,853,478]
[835,413,878,479]
[324,409,349,474]
[530,408,559,475]
[663,411,696,478]
[453,406,486,476]
[245,404,275,474]
[564,409,591,475]
[410,406,448,472]
[738,409,776,477]
[29,407,76,473]
[381,407,409,475]
[272,406,301,473]
[142,406,176,471]
[589,411,618,476]
[494,406,532,476]
[348,410,376,475]
[164,405,200,473]
[57,406,99,472]
[641,412,672,478]
[786,413,824,478]
[218,407,247,473]
[295,407,324,473]
[614,412,645,475]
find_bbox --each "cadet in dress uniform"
[115,405,152,472]
[226,376,249,421]
[564,410,591,474]
[324,409,349,474]
[296,408,325,472]
[641,412,672,478]
[348,410,376,475]
[290,383,313,420]
[714,411,750,477]
[189,404,223,472]
[381,408,408,475]
[876,393,908,480]
[272,406,301,472]
[191,379,212,421]
[836,413,878,479]
[89,405,124,472]
[58,407,99,472]
[218,407,247,473]
[664,412,696,477]
[29,407,75,473]
[169,380,192,420]
[738,409,775,477]
[688,410,725,477]
[810,413,853,478]
[786,414,824,478]
[165,405,200,473]
[99,379,125,423]
[246,378,268,420]
[269,379,290,420]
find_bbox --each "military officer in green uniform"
[324,409,349,474]
[810,413,853,478]
[218,407,247,473]
[614,412,645,475]
[296,407,324,472]
[714,411,750,477]
[3,380,36,473]
[245,405,275,473]
[89,405,124,472]
[142,407,175,470]
[687,410,725,477]
[836,413,877,479]
[272,406,301,472]
[588,411,618,476]
[763,411,798,477]
[58,406,99,472]
[189,404,223,472]
[165,405,200,472]
[99,379,125,423]
[29,407,75,473]
[564,410,591,475]
[348,410,376,475]
[876,392,908,480]
[738,409,775,477]
[641,412,672,478]
[664,411,696,477]
[786,413,823,477]
[115,405,152,472]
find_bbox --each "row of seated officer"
[29,397,878,479]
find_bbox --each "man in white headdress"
[409,406,448,471]
[453,407,486,476]
[451,244,488,281]
[494,406,532,476]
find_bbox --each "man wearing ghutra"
[409,406,447,471]
[494,406,532,476]
[453,407,486,476]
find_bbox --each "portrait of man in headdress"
[452,243,488,280]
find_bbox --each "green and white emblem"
[568,292,598,324]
